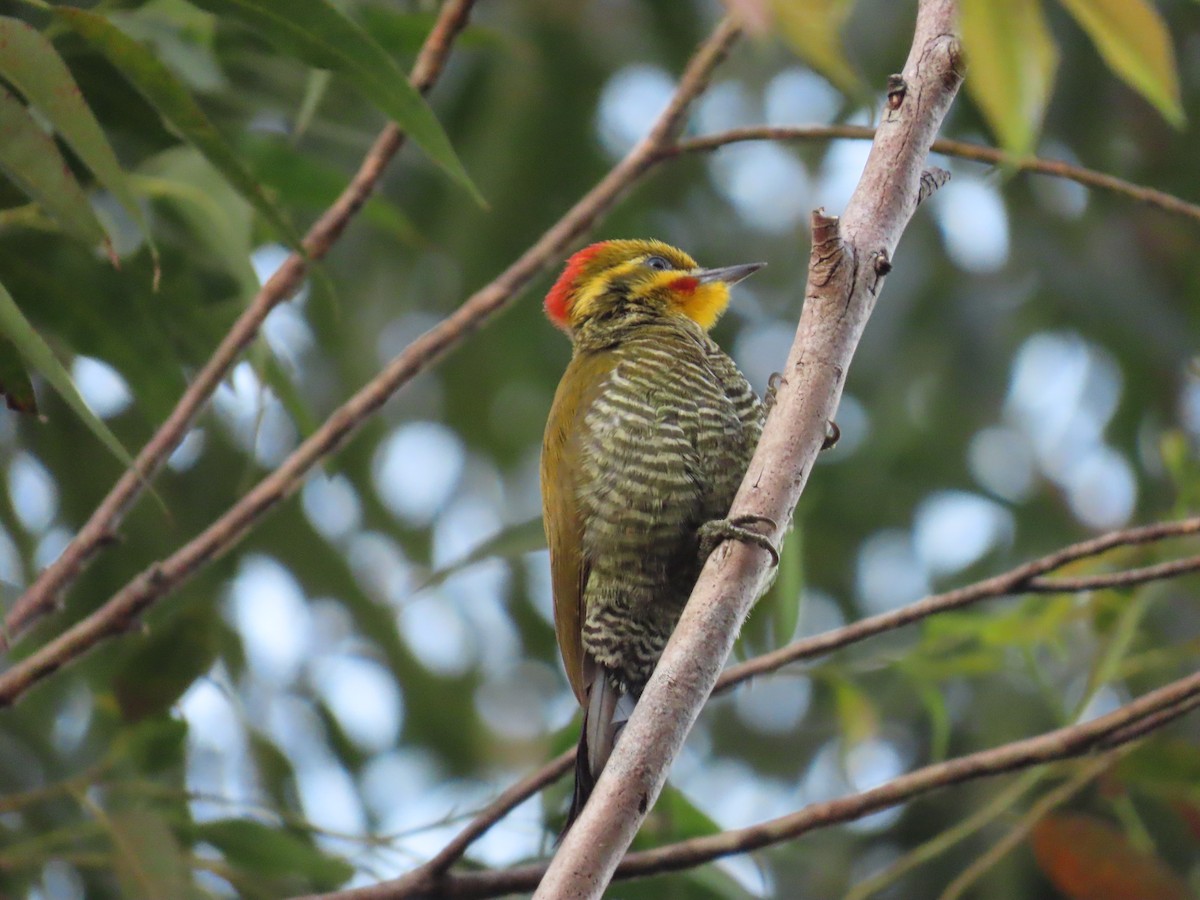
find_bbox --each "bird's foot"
[823,420,840,450]
[698,515,780,567]
[764,380,838,452]
[763,372,784,415]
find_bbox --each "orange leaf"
[1031,814,1192,900]
[1170,800,1200,844]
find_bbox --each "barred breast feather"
[545,318,763,699]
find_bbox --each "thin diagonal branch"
[1,0,479,649]
[299,668,1200,899]
[659,125,1200,226]
[1028,554,1200,592]
[717,516,1200,691]
[0,18,742,706]
[423,750,574,879]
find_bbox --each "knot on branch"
[808,208,846,288]
[940,34,967,91]
[869,249,892,296]
[885,74,906,111]
[917,167,951,206]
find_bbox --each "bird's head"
[544,239,764,335]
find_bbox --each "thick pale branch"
[535,3,965,897]
[0,19,741,705]
[661,126,1200,226]
[1,0,479,648]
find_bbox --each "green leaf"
[197,819,354,888]
[1055,0,1184,126]
[187,0,485,205]
[913,678,951,762]
[771,0,862,97]
[240,135,422,244]
[358,7,508,58]
[771,526,803,645]
[134,146,259,296]
[417,517,547,591]
[293,68,332,140]
[108,807,190,900]
[830,675,878,747]
[106,1,226,93]
[253,343,318,442]
[55,7,303,250]
[646,784,722,843]
[0,279,138,471]
[0,16,157,264]
[0,85,111,255]
[248,731,301,811]
[112,717,189,775]
[1117,739,1200,796]
[905,648,1006,681]
[741,526,802,653]
[960,0,1059,154]
[113,606,218,722]
[0,337,37,414]
[1160,429,1200,514]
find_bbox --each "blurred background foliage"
[0,0,1198,897]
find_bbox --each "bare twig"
[0,19,741,705]
[293,752,576,900]
[1027,554,1200,592]
[298,669,1200,899]
[417,750,573,884]
[534,4,965,896]
[1,0,479,648]
[660,125,1200,226]
[717,516,1200,691]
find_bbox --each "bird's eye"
[644,256,672,271]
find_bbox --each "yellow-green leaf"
[135,146,259,296]
[55,7,304,251]
[771,0,862,97]
[831,675,878,747]
[418,517,546,591]
[196,819,353,887]
[0,279,137,471]
[0,85,110,254]
[1056,0,1184,126]
[187,0,485,206]
[0,17,156,263]
[960,0,1059,154]
[108,807,190,900]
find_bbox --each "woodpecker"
[540,238,776,831]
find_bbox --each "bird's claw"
[763,372,784,415]
[822,420,840,450]
[698,515,780,567]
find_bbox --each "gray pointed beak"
[693,261,766,286]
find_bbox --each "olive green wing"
[541,350,618,706]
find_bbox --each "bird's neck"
[571,307,708,353]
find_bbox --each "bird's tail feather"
[560,671,635,838]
